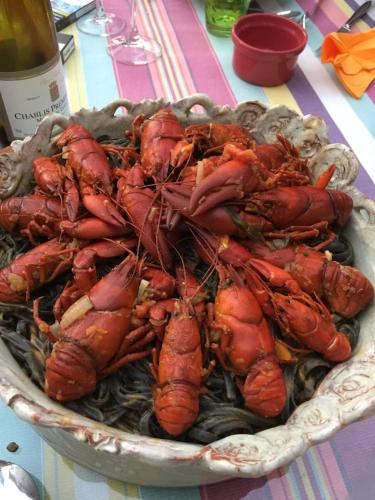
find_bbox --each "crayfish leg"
[148,347,160,383]
[210,342,233,373]
[264,221,331,242]
[21,221,56,245]
[100,350,151,377]
[201,359,216,382]
[112,324,154,360]
[33,298,58,343]
[53,282,84,322]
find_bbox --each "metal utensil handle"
[344,1,372,28]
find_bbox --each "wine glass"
[77,0,125,37]
[107,0,162,65]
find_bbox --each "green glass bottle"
[205,0,248,37]
[0,0,69,140]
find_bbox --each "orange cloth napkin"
[321,28,375,99]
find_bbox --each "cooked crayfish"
[208,267,287,417]
[243,240,374,318]
[53,237,138,320]
[0,194,66,243]
[0,237,78,303]
[55,124,126,227]
[33,255,155,401]
[32,156,80,222]
[117,165,173,269]
[132,108,184,180]
[244,262,352,362]
[255,134,310,182]
[171,122,254,167]
[244,185,353,235]
[151,299,204,436]
[59,217,128,240]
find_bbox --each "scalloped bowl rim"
[0,94,374,486]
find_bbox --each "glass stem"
[127,0,139,42]
[96,0,106,20]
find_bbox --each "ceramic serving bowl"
[232,13,307,86]
[0,94,375,487]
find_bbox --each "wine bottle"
[0,0,69,141]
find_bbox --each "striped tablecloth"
[1,1,375,499]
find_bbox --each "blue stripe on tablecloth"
[305,449,333,499]
[75,15,120,109]
[0,402,43,498]
[74,463,111,498]
[289,460,308,500]
[141,485,202,500]
[303,451,329,499]
[295,457,319,499]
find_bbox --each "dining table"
[1,0,375,498]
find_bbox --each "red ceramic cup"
[232,13,307,86]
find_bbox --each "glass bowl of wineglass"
[107,0,162,65]
[77,0,126,37]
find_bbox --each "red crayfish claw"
[81,192,126,228]
[188,146,261,216]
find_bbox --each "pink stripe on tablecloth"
[104,0,236,105]
[111,55,157,101]
[137,1,177,101]
[267,468,290,500]
[316,442,349,499]
[104,0,177,101]
[150,0,197,96]
[103,0,157,100]
[201,477,270,500]
[146,0,196,99]
[164,0,236,106]
[296,0,360,35]
[366,82,375,102]
[321,1,362,34]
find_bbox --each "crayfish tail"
[324,332,352,362]
[241,356,287,418]
[154,384,200,436]
[45,341,97,401]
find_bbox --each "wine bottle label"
[0,55,69,140]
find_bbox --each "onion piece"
[324,250,333,261]
[137,279,150,304]
[196,161,204,186]
[60,295,93,330]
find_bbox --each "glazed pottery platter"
[0,94,374,487]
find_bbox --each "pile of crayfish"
[0,107,373,439]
